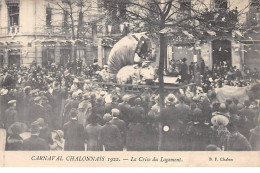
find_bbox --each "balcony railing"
[0,25,21,36]
[8,25,20,34]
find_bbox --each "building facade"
[168,0,260,71]
[0,0,103,67]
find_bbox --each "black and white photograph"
[0,0,260,157]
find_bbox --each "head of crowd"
[0,60,260,151]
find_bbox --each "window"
[7,3,19,26]
[76,49,85,60]
[215,0,228,9]
[46,7,52,26]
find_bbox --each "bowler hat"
[8,100,16,105]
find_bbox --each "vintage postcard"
[0,0,260,167]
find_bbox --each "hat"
[193,95,201,102]
[111,108,120,114]
[30,89,38,95]
[8,100,16,105]
[34,96,41,102]
[72,92,78,98]
[0,89,8,96]
[69,108,78,118]
[205,144,221,151]
[133,64,139,69]
[226,98,232,104]
[54,130,64,139]
[237,103,244,110]
[122,95,130,102]
[112,96,118,102]
[219,103,227,113]
[165,94,176,105]
[7,122,27,135]
[78,102,85,109]
[103,113,113,122]
[244,100,251,107]
[100,91,106,96]
[83,93,90,99]
[30,121,41,134]
[134,98,141,105]
[73,78,79,83]
[24,86,31,91]
[36,118,47,128]
[103,65,108,68]
[211,114,229,127]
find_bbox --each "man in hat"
[22,121,49,150]
[70,78,79,92]
[105,96,120,114]
[180,57,188,83]
[63,108,85,151]
[176,95,190,124]
[4,100,18,129]
[99,113,122,151]
[118,95,132,126]
[84,115,102,151]
[130,97,145,124]
[36,118,53,146]
[63,92,81,126]
[110,109,126,148]
[238,100,257,139]
[159,94,182,151]
[186,108,212,151]
[92,97,105,125]
[77,102,87,126]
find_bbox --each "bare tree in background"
[103,0,245,109]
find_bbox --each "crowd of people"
[0,59,260,151]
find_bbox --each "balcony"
[0,25,21,37]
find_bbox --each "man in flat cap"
[4,100,18,129]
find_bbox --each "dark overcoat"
[63,119,85,151]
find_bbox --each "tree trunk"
[158,20,166,151]
[158,27,165,109]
